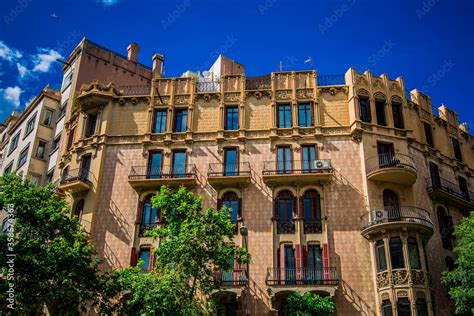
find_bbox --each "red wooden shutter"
[233,258,239,286]
[130,247,138,266]
[238,197,242,220]
[303,244,309,268]
[148,247,155,271]
[135,201,144,224]
[322,243,330,283]
[295,244,302,283]
[279,244,286,284]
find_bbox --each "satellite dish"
[202,71,211,77]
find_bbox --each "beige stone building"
[50,40,473,316]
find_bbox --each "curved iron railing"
[117,85,151,96]
[245,76,271,90]
[266,267,339,286]
[60,168,93,185]
[263,160,332,175]
[129,164,197,180]
[196,81,220,93]
[365,153,416,175]
[360,206,433,231]
[317,75,345,86]
[426,177,474,202]
[208,162,251,177]
[214,269,248,287]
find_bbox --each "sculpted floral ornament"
[377,271,390,288]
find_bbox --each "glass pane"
[139,250,150,272]
[143,203,151,224]
[408,238,421,269]
[154,110,167,133]
[376,240,387,271]
[148,152,162,179]
[304,198,311,220]
[284,147,292,172]
[224,149,237,176]
[224,200,239,222]
[397,299,411,316]
[172,152,186,177]
[382,301,393,316]
[416,299,428,316]
[390,237,405,269]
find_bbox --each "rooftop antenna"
[304,56,313,68]
[279,61,283,72]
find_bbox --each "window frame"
[451,137,463,162]
[17,145,30,169]
[3,162,14,175]
[276,146,293,174]
[277,104,292,128]
[423,122,434,148]
[391,102,404,129]
[24,114,37,138]
[152,109,167,134]
[376,240,388,272]
[8,133,20,155]
[298,103,313,127]
[42,109,54,126]
[389,236,405,269]
[62,71,73,91]
[359,97,371,123]
[375,100,387,126]
[224,105,239,130]
[35,140,47,159]
[84,114,98,138]
[407,237,421,269]
[173,108,188,133]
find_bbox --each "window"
[382,300,393,316]
[397,298,411,316]
[423,123,434,147]
[458,176,470,201]
[301,145,317,172]
[277,104,292,128]
[224,148,238,176]
[52,136,61,152]
[58,102,67,119]
[303,190,321,222]
[383,189,399,208]
[298,103,313,127]
[18,146,29,168]
[416,298,428,316]
[67,127,75,149]
[84,114,98,138]
[392,102,404,129]
[173,109,187,133]
[142,195,160,228]
[276,190,295,222]
[377,142,396,167]
[42,109,53,126]
[36,141,47,159]
[276,146,292,174]
[452,138,463,162]
[62,71,73,90]
[307,245,323,270]
[359,97,371,123]
[30,174,41,186]
[389,237,405,269]
[408,237,421,269]
[73,199,84,219]
[80,155,91,180]
[46,170,54,183]
[147,151,163,179]
[437,207,454,250]
[24,115,36,137]
[375,100,387,126]
[225,106,239,130]
[284,245,296,283]
[172,151,187,177]
[138,249,151,272]
[9,133,19,154]
[222,191,240,223]
[429,163,440,189]
[152,110,167,133]
[4,163,13,175]
[376,240,387,272]
[422,240,430,272]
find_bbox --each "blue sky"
[0,0,473,127]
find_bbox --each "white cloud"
[1,86,23,107]
[0,41,22,62]
[98,0,118,5]
[16,63,28,78]
[32,48,63,73]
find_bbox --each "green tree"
[287,292,335,316]
[102,186,250,315]
[0,173,105,315]
[442,212,474,315]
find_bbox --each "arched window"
[383,189,399,208]
[221,191,241,223]
[391,100,404,129]
[73,199,84,220]
[416,298,428,316]
[357,89,371,123]
[397,298,411,316]
[374,93,387,126]
[276,190,295,222]
[382,299,393,316]
[437,206,453,250]
[302,190,321,221]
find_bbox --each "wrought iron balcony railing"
[245,76,271,90]
[129,164,197,180]
[426,177,474,203]
[60,168,92,185]
[365,153,416,174]
[117,85,151,96]
[317,75,345,86]
[207,162,251,177]
[196,81,220,93]
[276,220,295,234]
[138,223,158,236]
[360,206,433,231]
[262,160,332,176]
[214,269,248,287]
[304,219,322,234]
[266,267,339,286]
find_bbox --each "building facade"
[53,51,473,316]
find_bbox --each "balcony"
[138,223,158,237]
[276,220,295,234]
[196,81,220,93]
[266,267,339,296]
[366,153,417,185]
[58,169,93,194]
[214,269,248,288]
[304,219,323,234]
[376,268,431,290]
[360,206,434,238]
[245,76,271,90]
[128,164,197,190]
[262,160,333,186]
[317,75,345,86]
[207,162,251,188]
[117,85,151,96]
[426,177,474,209]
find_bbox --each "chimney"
[152,53,165,77]
[127,42,140,62]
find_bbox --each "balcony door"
[383,189,400,219]
[276,146,292,174]
[458,176,469,201]
[224,148,238,176]
[307,245,323,282]
[172,151,187,178]
[283,246,296,284]
[377,142,395,167]
[301,145,317,173]
[429,163,440,188]
[80,156,91,180]
[148,152,162,179]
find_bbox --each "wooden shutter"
[135,201,144,224]
[322,243,330,283]
[295,244,302,282]
[148,247,155,271]
[130,247,138,266]
[238,197,242,220]
[303,244,309,268]
[279,244,286,284]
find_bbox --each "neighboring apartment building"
[0,110,20,170]
[0,88,60,185]
[54,49,473,316]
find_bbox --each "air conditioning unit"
[314,160,331,170]
[372,209,387,222]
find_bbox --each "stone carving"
[224,93,240,102]
[275,90,292,100]
[411,270,425,285]
[373,79,383,88]
[357,89,370,97]
[381,293,390,300]
[361,123,373,131]
[391,95,403,104]
[377,271,390,288]
[296,89,314,98]
[374,92,386,101]
[397,290,409,297]
[276,129,293,136]
[351,130,363,143]
[390,82,401,92]
[392,269,409,286]
[277,221,295,234]
[356,75,367,84]
[175,95,190,105]
[394,130,407,137]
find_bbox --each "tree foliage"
[102,186,250,315]
[0,173,105,315]
[442,212,474,315]
[287,292,335,316]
